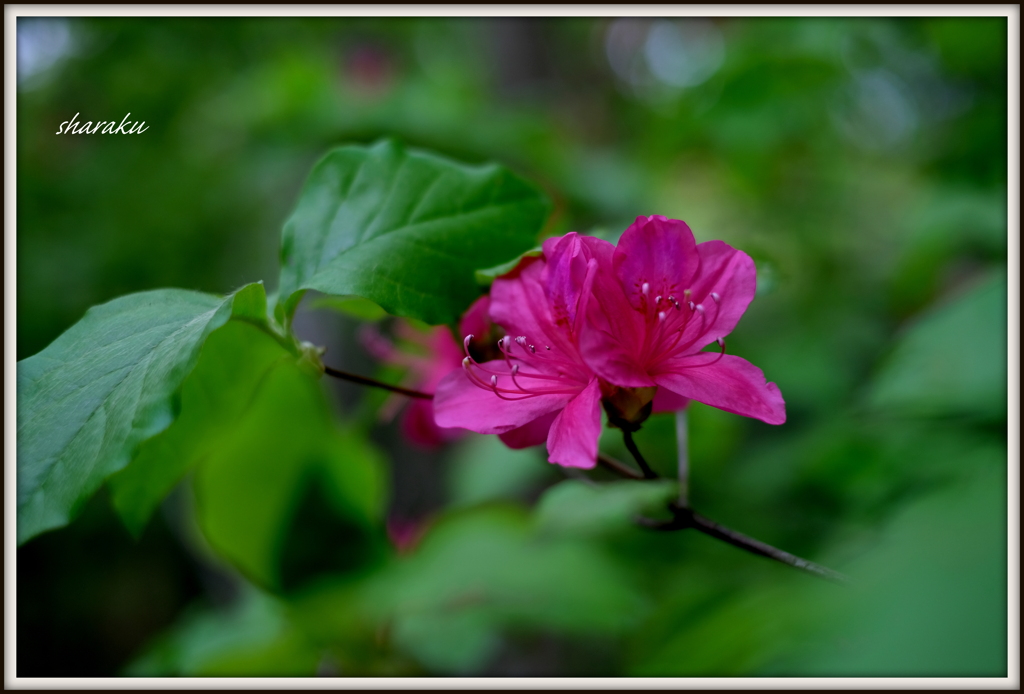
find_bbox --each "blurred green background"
[16,16,1009,677]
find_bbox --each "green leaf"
[446,433,551,508]
[473,246,542,287]
[868,269,1007,419]
[307,295,388,321]
[124,584,321,676]
[193,358,387,588]
[16,284,271,545]
[108,320,292,536]
[363,506,645,673]
[533,479,679,538]
[277,139,550,325]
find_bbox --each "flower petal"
[653,354,786,425]
[546,378,603,468]
[490,257,577,358]
[672,240,757,353]
[459,295,492,342]
[614,216,700,312]
[578,238,653,387]
[652,387,690,413]
[498,410,557,449]
[433,366,574,434]
[542,232,592,331]
[402,399,461,448]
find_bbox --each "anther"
[688,301,695,311]
[655,295,662,304]
[529,344,536,353]
[711,292,720,304]
[695,304,705,314]
[642,282,650,296]
[658,311,667,322]
[463,335,474,353]
[511,364,520,376]
[490,375,498,387]
[545,345,551,350]
[717,337,725,348]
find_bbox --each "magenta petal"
[490,258,575,355]
[579,312,657,387]
[499,410,558,449]
[541,232,590,330]
[653,354,786,425]
[433,366,573,434]
[579,243,652,387]
[652,387,690,413]
[545,378,602,469]
[459,295,492,342]
[673,240,757,351]
[402,399,461,448]
[614,216,700,312]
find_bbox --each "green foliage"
[473,246,543,287]
[109,320,293,536]
[361,506,647,673]
[194,358,386,589]
[125,585,322,676]
[277,139,551,325]
[446,433,551,508]
[868,269,1007,419]
[534,479,678,538]
[16,283,275,544]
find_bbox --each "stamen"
[658,311,667,322]
[695,304,705,314]
[688,301,695,311]
[642,282,650,296]
[711,292,721,304]
[655,295,662,304]
[529,344,536,353]
[463,334,474,357]
[545,345,551,350]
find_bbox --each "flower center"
[461,334,589,400]
[637,284,726,365]
[599,380,656,430]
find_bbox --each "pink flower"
[433,233,604,468]
[581,215,785,425]
[362,297,494,447]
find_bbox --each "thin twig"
[322,365,433,399]
[639,505,849,585]
[597,453,645,480]
[622,430,658,479]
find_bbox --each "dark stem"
[622,430,658,479]
[597,453,644,480]
[638,505,849,585]
[322,365,433,400]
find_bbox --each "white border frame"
[5,4,1019,690]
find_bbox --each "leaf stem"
[639,506,849,585]
[622,430,658,479]
[322,365,434,399]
